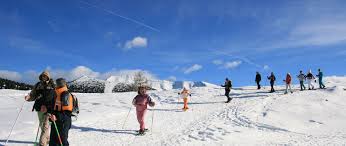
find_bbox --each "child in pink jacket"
[132,86,155,135]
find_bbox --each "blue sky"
[0,0,346,86]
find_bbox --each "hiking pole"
[52,121,63,146]
[122,107,132,129]
[34,123,40,146]
[5,100,26,145]
[177,93,181,107]
[151,109,155,132]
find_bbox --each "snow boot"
[137,129,146,136]
[225,98,232,103]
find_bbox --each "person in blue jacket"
[316,69,326,89]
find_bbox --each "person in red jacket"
[132,85,155,135]
[284,73,293,94]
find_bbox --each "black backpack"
[69,92,80,117]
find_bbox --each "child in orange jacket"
[179,87,191,111]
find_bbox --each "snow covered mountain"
[68,76,105,93]
[66,73,218,93]
[104,74,217,93]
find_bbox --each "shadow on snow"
[71,125,137,135]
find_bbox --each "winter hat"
[39,71,51,81]
[56,78,67,88]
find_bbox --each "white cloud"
[263,65,270,70]
[212,59,223,65]
[123,36,148,50]
[223,61,242,69]
[0,70,22,82]
[183,64,203,74]
[212,57,243,70]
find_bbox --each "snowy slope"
[1,76,346,146]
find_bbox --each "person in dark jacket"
[49,78,73,146]
[25,71,55,146]
[255,72,261,90]
[267,72,276,93]
[221,78,232,103]
[306,70,315,90]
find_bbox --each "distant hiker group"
[220,68,327,102]
[252,69,326,94]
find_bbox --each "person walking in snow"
[316,69,326,89]
[255,72,262,90]
[179,87,191,111]
[267,72,276,93]
[49,78,73,146]
[297,70,306,91]
[221,78,232,103]
[306,70,315,90]
[284,73,293,94]
[132,85,155,135]
[25,71,56,146]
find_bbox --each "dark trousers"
[270,82,275,92]
[300,81,306,90]
[225,89,231,100]
[256,81,261,89]
[50,112,71,146]
[319,79,326,89]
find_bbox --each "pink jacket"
[132,94,153,109]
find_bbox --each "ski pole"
[52,121,63,146]
[151,109,154,132]
[177,93,180,106]
[34,123,40,146]
[122,107,132,129]
[5,100,26,145]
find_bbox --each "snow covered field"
[1,77,346,146]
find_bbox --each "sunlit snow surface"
[1,76,346,145]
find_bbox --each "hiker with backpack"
[132,85,155,135]
[267,72,276,93]
[179,87,191,111]
[316,69,326,89]
[306,70,315,90]
[297,70,306,91]
[221,78,232,103]
[48,78,76,146]
[284,73,293,94]
[25,71,55,146]
[255,72,262,90]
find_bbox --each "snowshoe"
[225,98,232,103]
[136,130,146,136]
[182,107,189,111]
